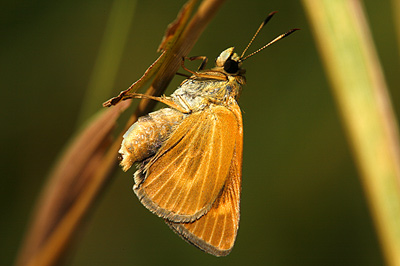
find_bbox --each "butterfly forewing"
[167,102,243,256]
[134,105,239,223]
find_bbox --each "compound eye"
[223,58,239,74]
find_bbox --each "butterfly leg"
[187,55,208,71]
[181,57,227,81]
[130,93,190,113]
[176,56,208,77]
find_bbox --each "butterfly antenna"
[240,28,299,62]
[240,11,278,59]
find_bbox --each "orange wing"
[133,105,239,223]
[165,102,243,256]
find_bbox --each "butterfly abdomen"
[119,108,185,171]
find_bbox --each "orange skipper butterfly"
[112,11,298,256]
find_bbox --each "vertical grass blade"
[392,0,400,56]
[77,0,137,125]
[302,0,400,265]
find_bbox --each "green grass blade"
[393,0,400,56]
[77,0,137,125]
[302,0,400,265]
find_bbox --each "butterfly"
[113,11,298,256]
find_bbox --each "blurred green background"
[2,0,400,265]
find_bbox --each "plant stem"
[302,0,400,265]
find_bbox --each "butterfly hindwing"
[166,101,243,256]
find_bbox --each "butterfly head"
[216,47,244,75]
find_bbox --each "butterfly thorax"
[171,74,245,112]
[171,47,246,113]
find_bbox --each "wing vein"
[169,120,205,212]
[194,118,216,211]
[217,210,227,248]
